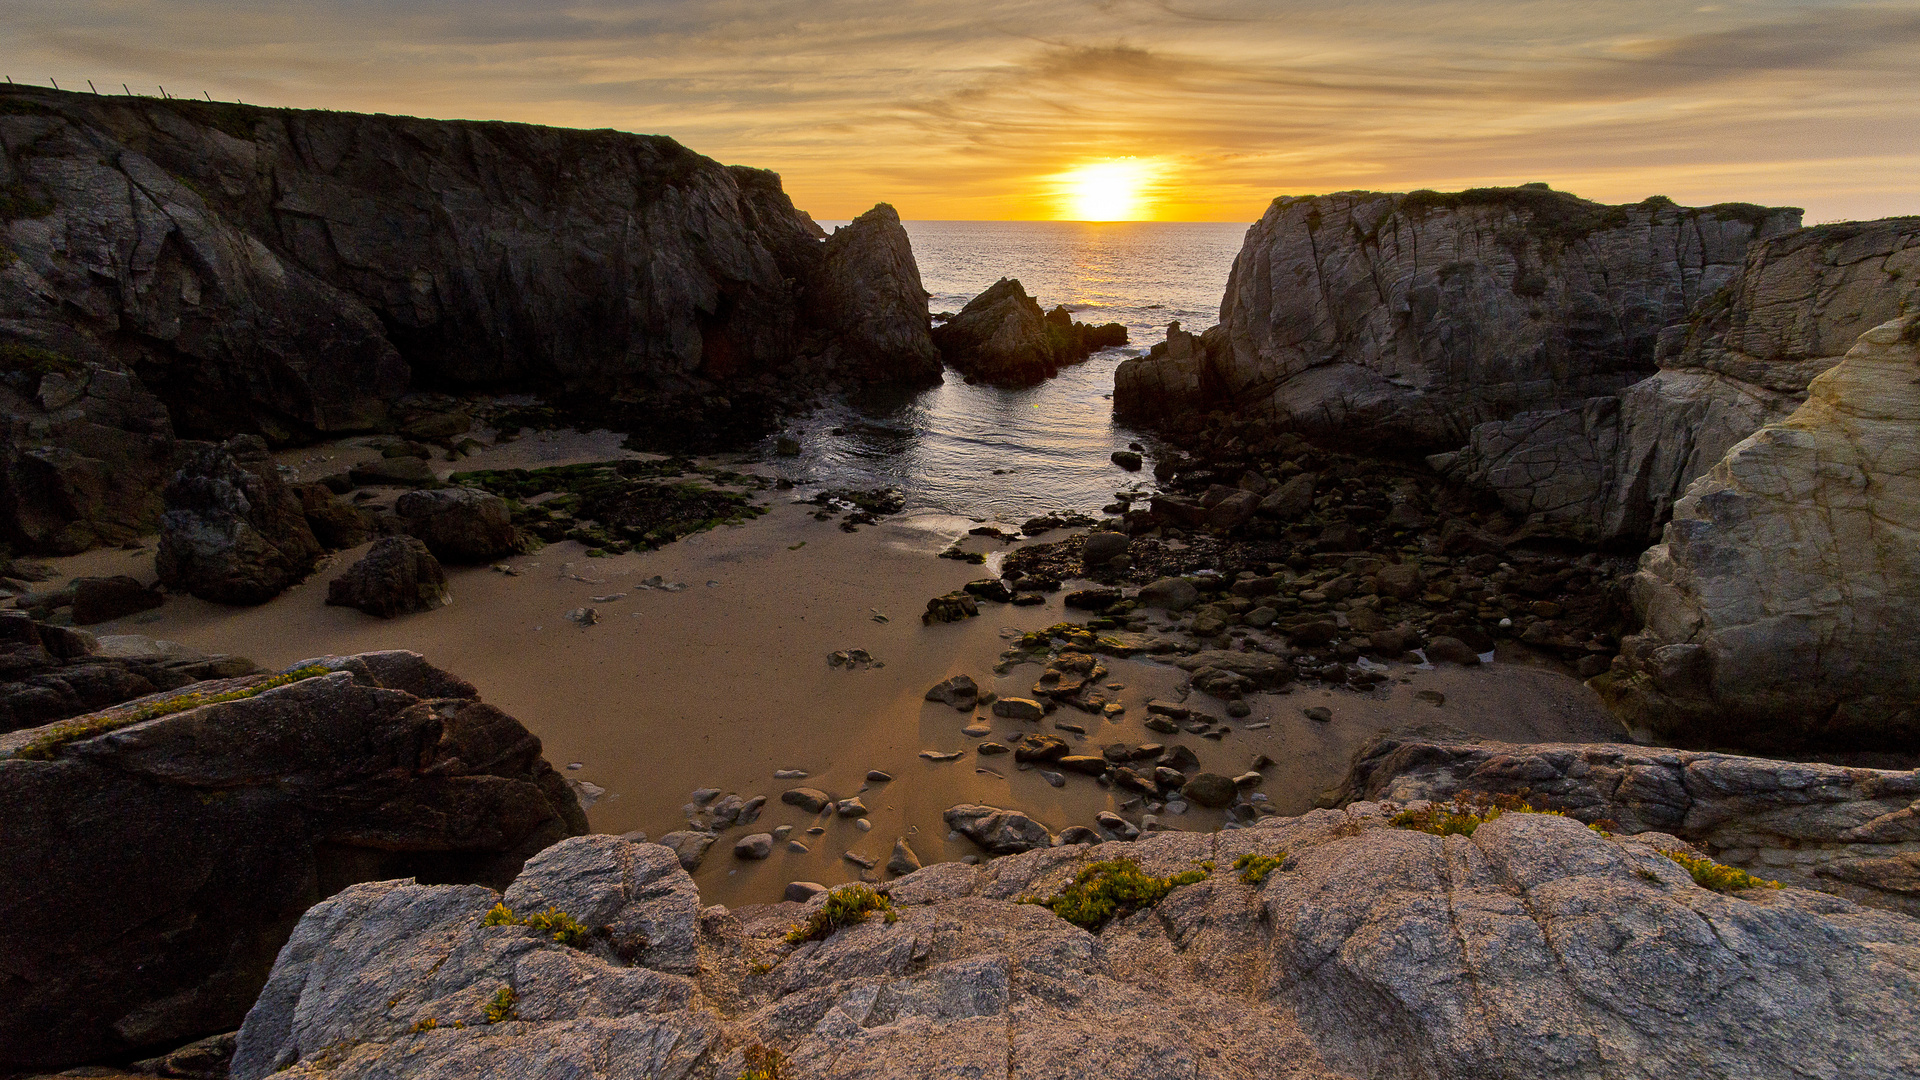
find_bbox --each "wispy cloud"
[3,0,1916,220]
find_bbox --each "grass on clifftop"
[784,884,897,944]
[1388,791,1564,837]
[9,665,332,761]
[1026,858,1213,930]
[1660,850,1783,894]
[482,903,590,946]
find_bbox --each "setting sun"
[1058,159,1155,221]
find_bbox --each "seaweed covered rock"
[326,537,451,618]
[155,436,323,604]
[230,809,1920,1080]
[0,650,584,1071]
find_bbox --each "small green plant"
[1659,850,1783,894]
[408,1017,439,1033]
[1026,858,1212,930]
[10,665,331,760]
[784,884,898,944]
[481,902,590,946]
[482,986,518,1024]
[1388,791,1563,837]
[742,1044,786,1080]
[1233,852,1289,885]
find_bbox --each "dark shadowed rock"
[807,204,941,384]
[0,651,584,1071]
[325,537,450,618]
[292,483,370,549]
[933,279,1128,387]
[70,575,165,625]
[155,437,323,605]
[394,487,517,564]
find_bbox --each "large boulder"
[1602,314,1920,750]
[394,487,516,564]
[807,203,942,384]
[155,436,324,604]
[326,536,451,618]
[0,650,585,1071]
[228,809,1920,1080]
[1437,217,1920,544]
[1114,186,1800,446]
[933,278,1125,386]
[1325,725,1920,917]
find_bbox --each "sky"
[5,0,1918,222]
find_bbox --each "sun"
[1059,159,1153,221]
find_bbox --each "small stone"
[1054,720,1087,734]
[784,881,827,902]
[733,833,773,859]
[855,819,872,832]
[1144,717,1179,734]
[781,787,832,813]
[1146,699,1191,718]
[925,674,980,709]
[963,720,993,737]
[844,851,877,869]
[1423,636,1482,665]
[866,770,894,782]
[773,825,793,839]
[887,838,922,875]
[1226,700,1252,718]
[993,697,1046,720]
[921,750,963,761]
[1040,771,1066,788]
[1303,706,1333,723]
[836,798,869,818]
[1415,689,1446,706]
[1181,772,1239,808]
[787,841,811,853]
[1164,800,1190,815]
[774,768,809,779]
[978,742,1011,755]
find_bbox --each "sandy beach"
[39,429,1623,906]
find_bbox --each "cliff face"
[0,85,937,551]
[1437,217,1920,544]
[1114,186,1799,447]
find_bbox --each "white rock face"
[1115,187,1799,445]
[231,813,1920,1080]
[1613,314,1920,747]
[1442,217,1920,543]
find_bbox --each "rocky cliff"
[1436,217,1920,544]
[229,811,1920,1080]
[0,650,585,1071]
[1113,186,1800,447]
[0,85,937,551]
[1599,313,1920,750]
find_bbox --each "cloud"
[4,0,1917,220]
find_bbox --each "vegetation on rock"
[481,903,590,946]
[481,986,518,1025]
[1660,850,1783,894]
[741,1044,786,1080]
[1389,791,1564,837]
[1027,858,1213,930]
[784,884,898,944]
[1233,852,1289,885]
[451,459,766,555]
[9,665,331,761]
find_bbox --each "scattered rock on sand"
[836,797,869,818]
[1138,577,1201,612]
[783,881,827,902]
[887,838,922,875]
[156,436,324,605]
[1081,531,1130,566]
[780,788,831,813]
[943,803,1054,853]
[395,487,518,564]
[733,833,773,859]
[993,697,1045,720]
[326,537,450,618]
[1303,706,1333,723]
[69,576,165,625]
[920,750,963,761]
[1423,636,1482,665]
[925,674,980,709]
[659,831,716,870]
[1181,773,1239,808]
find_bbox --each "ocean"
[765,220,1249,522]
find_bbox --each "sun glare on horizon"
[1058,159,1155,221]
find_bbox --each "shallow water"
[768,221,1249,522]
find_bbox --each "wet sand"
[39,431,1624,906]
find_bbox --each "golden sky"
[6,1,1918,222]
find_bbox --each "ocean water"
[765,221,1249,522]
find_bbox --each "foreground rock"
[1604,314,1920,750]
[1437,216,1920,543]
[1114,186,1799,445]
[395,487,517,564]
[326,537,452,617]
[155,436,323,604]
[1328,724,1920,916]
[233,809,1919,1080]
[934,278,1125,386]
[0,650,586,1070]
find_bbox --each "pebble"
[566,762,584,770]
[1246,722,1271,730]
[1040,771,1065,788]
[807,826,825,835]
[1415,690,1446,706]
[963,721,993,737]
[773,825,792,839]
[733,833,773,859]
[1054,721,1087,734]
[774,769,809,779]
[589,594,626,602]
[866,770,893,782]
[836,798,869,818]
[1165,800,1189,815]
[855,819,872,832]
[1303,706,1333,723]
[691,788,722,805]
[1226,700,1252,718]
[977,742,1010,755]
[786,840,810,853]
[844,852,877,869]
[784,881,826,902]
[920,750,963,761]
[962,854,981,864]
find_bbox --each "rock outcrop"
[395,486,517,564]
[934,278,1125,386]
[1600,313,1920,749]
[0,85,941,551]
[0,650,585,1070]
[0,613,256,734]
[326,536,451,617]
[806,204,942,384]
[231,811,1920,1080]
[1113,186,1799,447]
[1436,216,1920,543]
[1327,724,1920,916]
[155,436,324,604]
